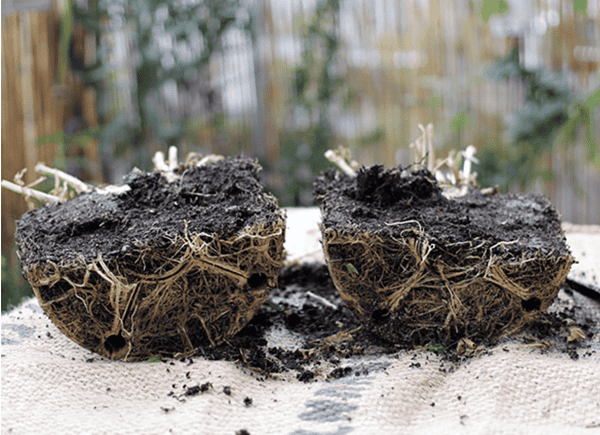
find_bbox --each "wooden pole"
[19,13,38,185]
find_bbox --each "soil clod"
[16,157,286,361]
[314,164,574,347]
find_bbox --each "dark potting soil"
[312,164,574,347]
[16,157,280,268]
[313,165,568,256]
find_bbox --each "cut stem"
[35,163,92,193]
[1,180,62,203]
[325,150,356,177]
[197,154,224,166]
[460,145,478,183]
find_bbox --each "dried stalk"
[325,149,356,177]
[35,163,92,194]
[1,180,62,203]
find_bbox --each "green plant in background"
[476,0,599,192]
[477,47,598,191]
[37,124,102,173]
[71,0,244,173]
[57,0,73,86]
[557,88,600,171]
[182,114,253,158]
[574,0,588,14]
[449,111,471,148]
[2,254,32,312]
[275,0,343,206]
[478,0,509,22]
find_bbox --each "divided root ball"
[16,157,285,361]
[314,165,574,346]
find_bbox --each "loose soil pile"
[162,262,598,382]
[16,157,286,361]
[314,165,574,346]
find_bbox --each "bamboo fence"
[1,3,101,261]
[249,0,599,223]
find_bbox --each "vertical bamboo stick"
[20,13,38,184]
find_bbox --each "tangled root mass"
[16,157,286,361]
[315,165,573,346]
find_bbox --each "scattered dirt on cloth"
[189,263,398,379]
[181,262,598,381]
[313,165,574,347]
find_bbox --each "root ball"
[16,157,285,361]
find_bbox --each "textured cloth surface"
[2,208,600,435]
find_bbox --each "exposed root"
[322,226,574,345]
[22,219,285,361]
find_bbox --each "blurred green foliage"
[478,48,599,191]
[272,0,343,206]
[2,254,32,312]
[478,0,509,22]
[37,125,102,173]
[72,0,244,170]
[58,0,73,85]
[574,0,588,14]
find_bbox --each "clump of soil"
[15,157,286,361]
[313,164,574,347]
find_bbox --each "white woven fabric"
[2,208,600,435]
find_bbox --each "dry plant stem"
[152,149,179,182]
[3,148,228,208]
[426,123,435,172]
[2,167,131,205]
[96,184,131,195]
[153,149,224,182]
[460,145,478,182]
[197,155,225,166]
[1,180,62,203]
[168,146,178,171]
[325,150,356,177]
[409,124,430,168]
[418,124,428,164]
[35,163,92,193]
[153,151,170,172]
